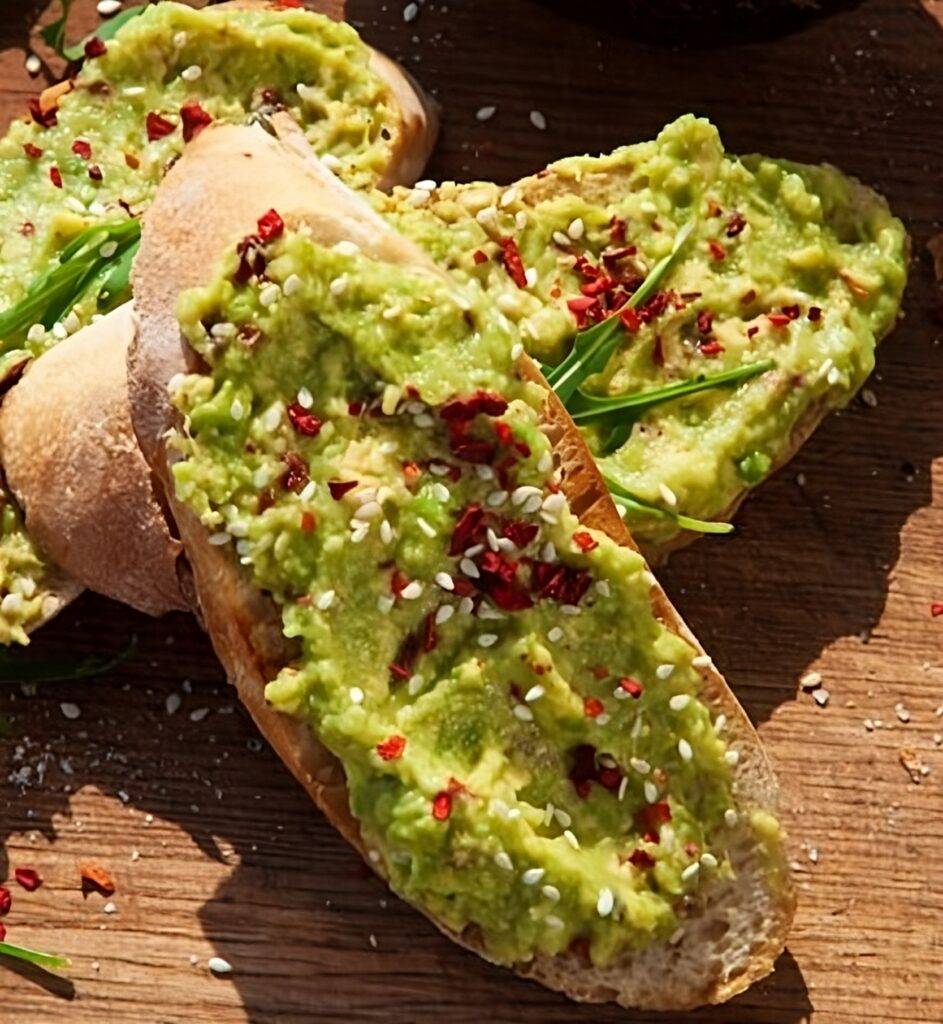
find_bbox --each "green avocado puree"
[169,223,785,966]
[379,115,907,552]
[0,1,402,641]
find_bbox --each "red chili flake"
[568,744,598,798]
[376,735,407,761]
[740,289,757,305]
[234,234,266,284]
[27,97,57,129]
[0,886,10,915]
[84,36,107,58]
[808,306,823,322]
[80,864,115,898]
[766,312,792,327]
[572,531,598,553]
[472,249,488,265]
[347,400,364,416]
[287,402,322,437]
[708,240,726,262]
[583,696,604,718]
[449,504,486,554]
[502,520,539,549]
[581,275,617,298]
[14,868,41,892]
[619,677,643,699]
[627,848,656,870]
[257,488,275,513]
[22,142,42,159]
[619,306,641,333]
[450,435,495,465]
[49,165,62,188]
[636,801,672,837]
[299,511,317,533]
[591,665,608,680]
[422,612,438,653]
[684,840,700,858]
[88,164,103,181]
[499,236,528,289]
[699,339,724,357]
[180,101,213,143]
[274,0,304,6]
[0,922,5,941]
[389,630,420,681]
[477,551,533,611]
[432,790,452,820]
[931,603,943,618]
[20,221,33,237]
[597,765,621,790]
[402,461,422,486]
[726,212,746,237]
[746,325,759,338]
[609,215,627,244]
[256,208,285,243]
[696,310,714,336]
[529,560,592,606]
[781,304,801,320]
[493,420,513,447]
[124,152,140,169]
[146,111,176,142]
[71,139,91,160]
[281,452,309,493]
[390,570,410,596]
[568,295,601,329]
[440,390,508,422]
[328,479,358,500]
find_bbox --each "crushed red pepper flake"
[572,531,598,553]
[726,212,746,237]
[499,236,528,289]
[808,306,822,322]
[432,790,453,820]
[376,735,407,761]
[0,886,10,916]
[328,479,357,500]
[84,36,107,59]
[699,339,724,357]
[180,101,213,143]
[626,848,656,870]
[449,503,486,555]
[88,164,103,181]
[609,215,627,244]
[619,677,643,699]
[502,520,539,549]
[80,864,115,898]
[27,97,57,129]
[440,390,508,422]
[708,240,726,262]
[472,249,488,265]
[583,696,604,718]
[71,139,91,160]
[746,325,759,338]
[299,511,316,533]
[14,867,41,892]
[766,312,792,327]
[696,310,714,336]
[124,152,140,169]
[287,402,322,437]
[48,165,62,188]
[0,921,5,941]
[22,142,42,159]
[257,208,285,242]
[281,451,309,493]
[146,111,176,142]
[931,602,943,618]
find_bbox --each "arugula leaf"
[0,219,140,351]
[98,238,139,311]
[605,475,733,535]
[62,4,148,62]
[545,219,696,404]
[39,0,74,58]
[0,940,70,973]
[0,635,136,683]
[567,358,775,425]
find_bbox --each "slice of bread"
[128,119,794,1010]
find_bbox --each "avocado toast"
[123,118,794,1010]
[0,0,437,640]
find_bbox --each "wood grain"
[2,1,943,1021]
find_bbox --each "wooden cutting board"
[1,1,942,1021]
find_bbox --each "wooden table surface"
[2,1,943,1021]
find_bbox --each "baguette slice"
[129,119,794,1010]
[0,1,438,624]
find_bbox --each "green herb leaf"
[97,238,139,312]
[0,635,136,683]
[0,219,140,352]
[545,219,696,404]
[0,939,70,973]
[39,0,75,58]
[605,475,733,535]
[62,4,148,62]
[567,359,775,425]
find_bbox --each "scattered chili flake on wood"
[376,735,407,761]
[619,677,643,699]
[499,236,528,289]
[328,479,357,500]
[146,111,176,142]
[287,402,322,437]
[432,790,452,820]
[257,208,285,242]
[708,240,726,262]
[931,603,943,618]
[0,886,10,916]
[14,868,41,892]
[180,101,213,143]
[22,142,42,159]
[80,864,115,898]
[0,921,5,941]
[84,36,107,59]
[49,165,62,188]
[572,531,598,553]
[583,696,604,718]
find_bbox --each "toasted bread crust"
[130,121,793,1010]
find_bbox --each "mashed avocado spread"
[169,214,785,966]
[0,1,401,641]
[380,116,907,553]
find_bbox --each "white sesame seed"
[512,485,541,506]
[529,110,547,131]
[432,482,450,502]
[515,211,528,231]
[400,581,423,600]
[510,343,524,360]
[377,594,395,614]
[296,386,313,409]
[460,557,480,578]
[494,851,513,871]
[209,532,231,546]
[283,273,302,296]
[700,852,718,869]
[692,654,711,668]
[181,65,202,82]
[595,580,611,598]
[813,688,831,707]
[800,670,822,690]
[408,189,432,208]
[458,596,474,615]
[407,674,424,696]
[724,808,739,828]
[560,604,580,617]
[596,887,614,917]
[27,323,45,343]
[417,517,436,538]
[512,704,533,722]
[523,494,542,515]
[630,757,650,775]
[25,53,41,75]
[208,956,232,975]
[644,780,659,803]
[681,862,700,882]
[522,868,545,885]
[329,275,349,296]
[380,520,394,544]
[103,902,117,914]
[189,707,209,723]
[678,738,693,761]
[617,776,628,801]
[435,572,454,591]
[320,153,341,171]
[658,482,678,507]
[540,542,557,562]
[524,685,545,702]
[487,490,508,507]
[554,808,572,828]
[567,217,584,240]
[714,713,727,733]
[547,626,564,643]
[333,240,360,257]
[478,633,498,648]
[725,749,740,766]
[656,663,675,680]
[60,702,81,720]
[541,884,560,902]
[258,283,281,308]
[316,590,335,611]
[403,2,419,22]
[669,694,691,711]
[827,366,842,386]
[476,105,496,121]
[165,693,181,715]
[354,501,382,521]
[552,230,571,247]
[349,687,364,705]
[99,240,118,258]
[563,829,579,850]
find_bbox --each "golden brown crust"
[130,121,793,1010]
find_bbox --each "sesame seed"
[540,541,556,562]
[380,520,394,544]
[283,273,302,296]
[478,633,498,648]
[417,517,436,538]
[658,482,678,507]
[316,590,335,610]
[25,53,42,76]
[460,558,480,578]
[563,829,579,850]
[529,110,547,131]
[724,808,739,827]
[403,2,419,22]
[296,386,313,408]
[476,105,496,121]
[208,956,232,975]
[596,887,614,917]
[354,501,382,521]
[27,323,45,342]
[522,867,545,885]
[554,808,572,828]
[209,532,231,546]
[487,490,508,507]
[435,572,454,591]
[60,702,81,720]
[458,596,474,615]
[656,664,674,680]
[400,581,423,600]
[681,862,700,882]
[644,780,658,803]
[320,153,341,171]
[377,595,395,614]
[513,704,534,722]
[258,283,281,308]
[630,757,650,775]
[800,670,822,690]
[669,694,691,711]
[691,654,711,668]
[813,688,831,707]
[494,851,513,871]
[725,749,740,766]
[407,674,424,696]
[714,713,727,733]
[329,276,348,296]
[432,482,450,502]
[700,852,718,869]
[553,230,571,247]
[435,605,455,626]
[595,580,611,598]
[181,65,202,82]
[524,685,545,702]
[547,626,564,643]
[541,884,560,902]
[567,217,584,240]
[617,776,628,801]
[99,240,118,258]
[523,494,542,514]
[678,739,693,761]
[349,687,364,705]
[511,343,524,359]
